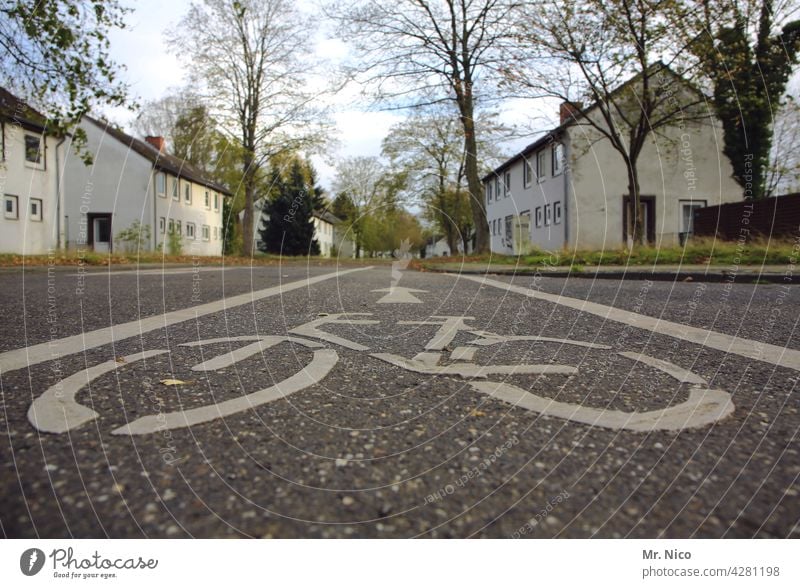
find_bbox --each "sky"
[102,0,541,193]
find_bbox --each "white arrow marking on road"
[372,287,428,304]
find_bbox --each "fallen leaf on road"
[115,357,126,363]
[160,379,188,386]
[470,410,486,417]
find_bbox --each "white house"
[63,117,229,256]
[0,88,64,254]
[484,69,743,254]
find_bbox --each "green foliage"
[115,220,151,253]
[167,226,183,256]
[696,3,800,199]
[1,0,132,162]
[222,196,240,255]
[260,160,321,256]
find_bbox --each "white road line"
[180,336,322,371]
[471,381,734,432]
[460,274,800,372]
[27,350,169,433]
[113,347,338,435]
[371,352,578,378]
[0,267,371,375]
[618,351,708,385]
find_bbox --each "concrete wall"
[154,174,223,256]
[0,122,61,254]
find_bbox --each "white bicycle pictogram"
[27,312,734,436]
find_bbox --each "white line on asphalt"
[0,267,371,375]
[27,350,169,433]
[460,274,800,372]
[371,287,428,303]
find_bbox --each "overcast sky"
[101,0,546,193]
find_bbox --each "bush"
[116,220,151,253]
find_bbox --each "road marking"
[372,287,427,303]
[113,342,337,435]
[618,351,707,385]
[400,316,476,350]
[471,381,734,431]
[289,313,379,351]
[460,274,800,372]
[181,336,322,371]
[0,267,370,375]
[467,331,613,350]
[371,352,577,378]
[450,346,477,361]
[27,350,168,433]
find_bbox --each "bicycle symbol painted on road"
[27,312,734,436]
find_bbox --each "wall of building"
[313,217,334,256]
[64,120,224,256]
[567,109,742,250]
[484,140,567,254]
[0,123,60,254]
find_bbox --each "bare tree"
[327,0,519,254]
[766,95,800,196]
[332,155,389,256]
[170,0,330,256]
[508,0,708,245]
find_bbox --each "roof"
[0,87,50,133]
[84,116,231,196]
[482,62,694,182]
[313,210,341,224]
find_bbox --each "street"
[1,264,798,538]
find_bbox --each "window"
[176,220,182,235]
[204,191,210,209]
[494,177,500,199]
[535,206,543,228]
[214,193,219,211]
[552,144,564,175]
[202,225,210,241]
[504,215,513,241]
[503,171,511,197]
[24,134,43,166]
[168,219,175,234]
[213,226,218,240]
[523,158,533,187]
[30,198,42,221]
[491,219,496,235]
[159,217,166,234]
[156,173,166,197]
[4,195,18,219]
[536,150,546,180]
[554,201,562,225]
[680,200,706,234]
[186,222,195,239]
[172,178,179,201]
[486,183,493,203]
[544,204,552,226]
[183,181,192,204]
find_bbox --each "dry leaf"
[470,410,486,417]
[160,379,188,386]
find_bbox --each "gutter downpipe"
[55,135,67,250]
[563,135,570,249]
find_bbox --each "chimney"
[145,136,166,153]
[559,101,583,124]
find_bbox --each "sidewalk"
[419,262,797,284]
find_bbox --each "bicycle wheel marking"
[27,350,169,434]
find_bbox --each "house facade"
[484,74,742,254]
[0,88,64,254]
[63,117,228,256]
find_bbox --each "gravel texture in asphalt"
[1,265,797,538]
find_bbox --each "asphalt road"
[0,263,798,538]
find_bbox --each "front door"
[89,214,112,253]
[622,196,655,246]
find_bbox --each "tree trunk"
[241,149,256,257]
[457,89,489,254]
[626,158,644,248]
